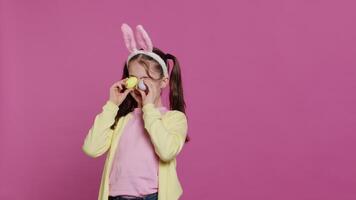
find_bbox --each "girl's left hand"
[137,79,159,106]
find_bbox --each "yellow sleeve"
[142,103,188,162]
[82,100,119,158]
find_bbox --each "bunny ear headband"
[121,23,169,78]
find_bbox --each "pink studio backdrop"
[1,0,356,199]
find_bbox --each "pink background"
[1,0,356,199]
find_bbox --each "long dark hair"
[109,47,190,143]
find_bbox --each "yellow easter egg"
[125,77,138,89]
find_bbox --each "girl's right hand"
[109,78,133,106]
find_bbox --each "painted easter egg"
[125,77,138,89]
[138,79,147,91]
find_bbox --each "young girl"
[82,23,190,200]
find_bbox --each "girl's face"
[128,59,168,105]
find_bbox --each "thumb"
[122,88,133,97]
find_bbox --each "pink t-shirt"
[109,106,168,197]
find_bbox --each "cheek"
[151,83,161,91]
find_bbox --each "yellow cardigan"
[82,100,188,200]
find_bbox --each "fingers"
[117,83,124,91]
[112,78,129,92]
[142,79,151,91]
[123,88,133,96]
[112,81,122,89]
[119,88,132,101]
[143,79,153,87]
[137,88,146,97]
[112,78,126,86]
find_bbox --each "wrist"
[142,103,155,112]
[104,100,120,112]
[143,102,155,107]
[109,99,119,106]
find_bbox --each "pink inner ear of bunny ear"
[135,25,153,52]
[121,23,137,52]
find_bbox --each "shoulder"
[162,110,188,132]
[163,110,187,121]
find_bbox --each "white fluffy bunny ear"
[121,23,137,53]
[135,24,153,52]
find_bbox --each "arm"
[142,103,188,162]
[82,100,119,158]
